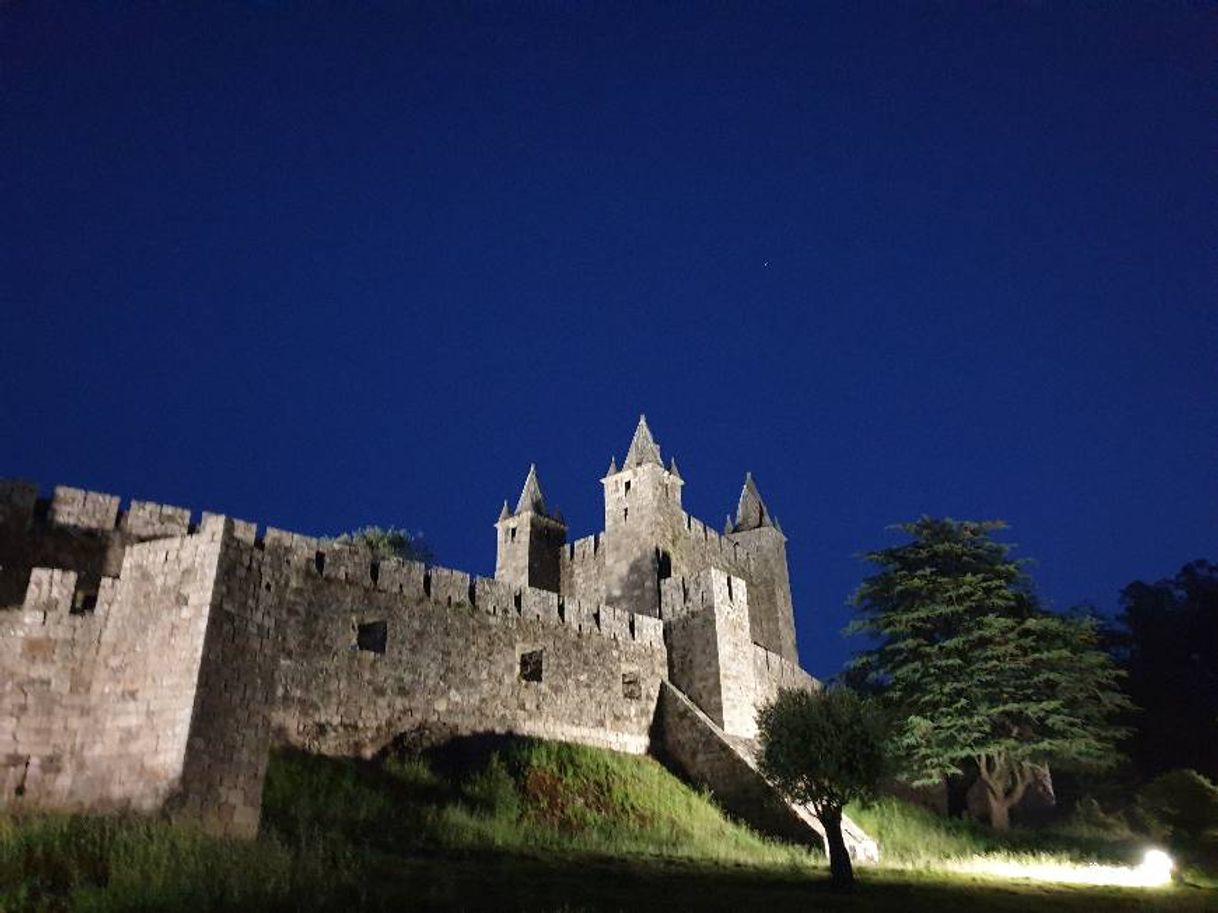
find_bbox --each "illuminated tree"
[849,517,1130,830]
[757,686,889,891]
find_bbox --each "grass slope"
[1,737,1214,912]
[263,736,810,868]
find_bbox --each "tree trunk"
[976,754,1035,831]
[985,790,1011,831]
[818,806,855,892]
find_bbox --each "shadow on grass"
[315,853,1216,913]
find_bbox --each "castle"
[0,417,875,858]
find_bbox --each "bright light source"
[948,847,1174,888]
[1140,848,1174,884]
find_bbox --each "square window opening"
[519,649,543,683]
[622,671,642,700]
[357,620,388,654]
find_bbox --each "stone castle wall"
[0,514,228,817]
[2,467,824,842]
[661,568,759,738]
[559,533,606,608]
[1,481,672,835]
[251,534,667,758]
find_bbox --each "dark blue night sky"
[3,3,1214,677]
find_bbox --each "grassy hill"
[1,737,1213,912]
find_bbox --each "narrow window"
[314,551,326,575]
[622,671,642,700]
[624,480,631,496]
[510,526,517,542]
[657,550,672,580]
[357,620,388,654]
[623,508,628,522]
[519,649,543,683]
[70,589,98,616]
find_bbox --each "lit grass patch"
[260,738,814,870]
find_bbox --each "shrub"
[1136,769,1218,843]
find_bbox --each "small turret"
[494,464,566,593]
[725,472,796,662]
[731,472,777,532]
[515,464,547,515]
[623,415,663,468]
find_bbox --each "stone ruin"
[0,417,876,859]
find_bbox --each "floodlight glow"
[949,848,1174,888]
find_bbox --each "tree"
[757,686,889,891]
[1115,560,1218,782]
[332,525,434,565]
[849,517,1131,830]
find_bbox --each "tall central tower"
[601,416,683,616]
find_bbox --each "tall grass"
[845,796,996,865]
[846,794,1157,871]
[0,812,349,912]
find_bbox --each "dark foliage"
[1115,560,1218,782]
[332,525,434,565]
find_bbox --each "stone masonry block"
[123,501,191,540]
[49,487,120,531]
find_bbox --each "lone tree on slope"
[849,517,1130,831]
[757,686,889,891]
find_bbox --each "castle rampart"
[2,481,672,834]
[0,418,843,848]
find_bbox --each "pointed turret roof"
[497,500,511,522]
[515,464,547,515]
[733,472,777,532]
[668,456,682,480]
[623,415,663,468]
[606,455,618,475]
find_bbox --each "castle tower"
[602,416,684,616]
[494,464,566,593]
[727,473,798,661]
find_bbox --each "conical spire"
[497,500,511,522]
[733,472,776,532]
[606,455,618,475]
[515,464,547,515]
[668,456,682,480]
[624,415,662,468]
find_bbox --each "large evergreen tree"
[848,517,1130,830]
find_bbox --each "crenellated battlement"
[563,533,601,564]
[677,511,752,568]
[243,529,663,649]
[1,480,200,541]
